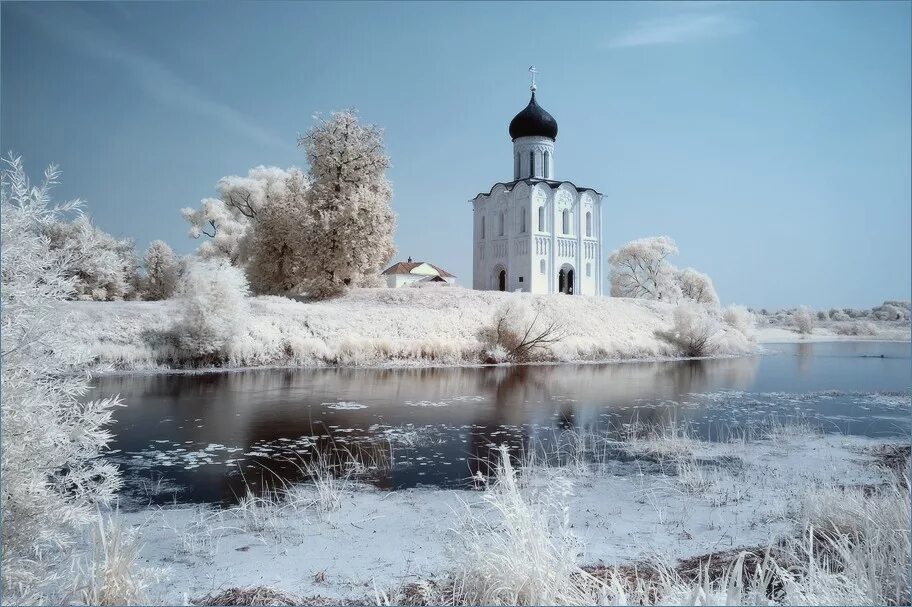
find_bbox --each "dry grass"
[71,510,150,606]
[192,586,306,606]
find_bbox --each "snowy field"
[58,288,765,372]
[115,428,908,605]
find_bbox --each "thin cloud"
[12,4,287,150]
[608,13,744,49]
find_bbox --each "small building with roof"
[381,257,457,288]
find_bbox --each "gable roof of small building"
[381,261,455,278]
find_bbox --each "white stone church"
[472,74,603,296]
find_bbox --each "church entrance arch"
[557,263,574,295]
[493,265,507,291]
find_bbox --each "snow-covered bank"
[758,325,911,344]
[118,432,907,605]
[58,289,757,373]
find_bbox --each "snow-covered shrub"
[141,240,180,300]
[297,111,396,298]
[722,304,757,341]
[657,302,721,357]
[675,267,720,310]
[478,299,564,363]
[873,302,909,322]
[43,214,140,301]
[1,156,122,600]
[793,305,815,334]
[834,321,878,336]
[844,307,868,319]
[608,235,681,302]
[816,310,828,321]
[171,259,250,361]
[829,308,850,321]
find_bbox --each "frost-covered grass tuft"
[71,511,151,606]
[448,445,603,605]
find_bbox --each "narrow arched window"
[543,151,550,179]
[540,259,546,274]
[514,153,520,180]
[529,150,535,178]
[538,206,545,231]
[480,215,485,239]
[562,209,569,234]
[586,262,591,277]
[520,207,526,233]
[585,211,592,237]
[499,212,504,236]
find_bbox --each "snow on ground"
[57,288,727,372]
[757,324,911,343]
[122,432,896,604]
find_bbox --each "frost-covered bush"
[141,240,180,300]
[657,302,721,357]
[43,215,139,301]
[833,321,879,336]
[478,299,563,363]
[675,267,720,310]
[1,156,122,601]
[844,307,868,319]
[793,306,815,334]
[873,302,910,322]
[172,259,250,361]
[829,308,850,321]
[816,310,828,321]
[722,305,757,341]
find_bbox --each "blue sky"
[3,1,910,308]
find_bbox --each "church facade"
[471,78,603,296]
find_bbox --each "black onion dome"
[508,92,558,141]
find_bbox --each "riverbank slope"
[59,288,761,372]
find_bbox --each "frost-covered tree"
[297,110,396,298]
[793,306,815,334]
[42,215,139,301]
[608,236,682,302]
[244,168,310,294]
[181,166,311,293]
[181,166,303,263]
[1,156,121,600]
[142,240,181,300]
[675,267,720,310]
[172,258,250,360]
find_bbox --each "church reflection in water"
[91,356,759,505]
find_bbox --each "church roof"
[471,178,604,201]
[509,92,558,141]
[381,261,455,278]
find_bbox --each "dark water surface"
[89,342,911,505]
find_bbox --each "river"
[88,341,910,506]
